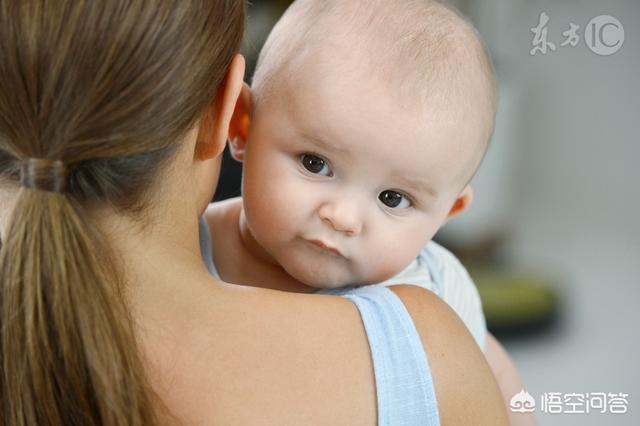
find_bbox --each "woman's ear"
[228,83,252,162]
[195,54,246,160]
[446,185,473,221]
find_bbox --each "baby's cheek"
[248,200,301,249]
[245,166,302,228]
[357,255,405,284]
[359,236,425,284]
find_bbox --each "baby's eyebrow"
[396,176,438,198]
[301,133,352,157]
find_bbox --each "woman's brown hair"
[0,1,245,424]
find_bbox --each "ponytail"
[0,189,158,425]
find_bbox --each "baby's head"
[229,0,497,289]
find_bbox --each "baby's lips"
[307,239,344,258]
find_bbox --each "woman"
[0,1,507,424]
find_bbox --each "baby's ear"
[228,83,252,162]
[446,185,473,221]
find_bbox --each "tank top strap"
[339,286,441,425]
[199,216,220,278]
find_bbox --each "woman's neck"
[95,204,225,320]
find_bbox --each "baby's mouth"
[306,239,345,258]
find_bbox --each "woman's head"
[0,0,244,213]
[0,1,244,424]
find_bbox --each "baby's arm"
[484,332,537,426]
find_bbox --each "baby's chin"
[283,261,397,291]
[275,248,409,290]
[281,261,358,290]
[289,270,354,290]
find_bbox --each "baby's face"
[241,58,481,289]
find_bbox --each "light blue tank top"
[198,217,440,425]
[326,285,441,425]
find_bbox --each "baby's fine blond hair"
[253,0,498,183]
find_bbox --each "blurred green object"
[470,267,560,337]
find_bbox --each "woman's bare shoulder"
[389,285,509,426]
[151,284,377,425]
[149,279,507,425]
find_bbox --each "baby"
[203,0,531,423]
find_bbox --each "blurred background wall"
[214,1,639,424]
[459,2,639,426]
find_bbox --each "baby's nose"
[318,199,363,236]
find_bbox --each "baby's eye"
[300,153,332,177]
[379,190,412,209]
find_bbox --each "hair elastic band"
[19,158,69,193]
